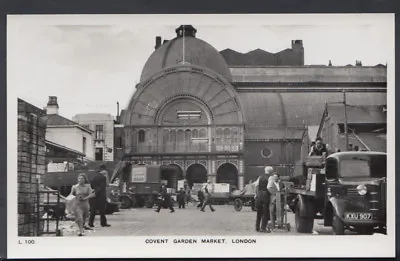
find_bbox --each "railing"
[123,143,243,154]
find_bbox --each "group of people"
[254,166,286,233]
[67,165,111,236]
[154,180,216,213]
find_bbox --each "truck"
[288,151,387,235]
[44,168,121,215]
[116,165,170,209]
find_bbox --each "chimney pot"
[155,36,162,49]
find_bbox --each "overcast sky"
[8,14,394,119]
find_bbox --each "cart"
[231,194,257,212]
[267,190,291,231]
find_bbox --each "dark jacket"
[310,144,327,156]
[256,175,271,203]
[90,172,107,199]
[178,190,186,202]
[197,190,204,201]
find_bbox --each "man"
[88,165,111,228]
[254,166,272,233]
[120,161,132,193]
[200,180,215,212]
[267,173,285,230]
[155,184,175,213]
[197,189,205,209]
[177,188,186,209]
[309,137,327,156]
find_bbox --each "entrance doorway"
[216,163,238,190]
[95,148,103,161]
[186,163,207,188]
[160,164,184,190]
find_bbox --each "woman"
[68,173,96,236]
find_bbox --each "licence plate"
[345,212,372,220]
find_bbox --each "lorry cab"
[324,151,387,234]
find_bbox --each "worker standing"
[254,166,272,233]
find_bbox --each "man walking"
[88,165,111,228]
[177,188,186,209]
[155,184,175,213]
[197,189,204,209]
[254,166,272,233]
[200,180,215,212]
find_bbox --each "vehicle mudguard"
[297,195,316,218]
[329,197,346,220]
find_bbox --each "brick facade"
[17,99,47,236]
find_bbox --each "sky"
[8,14,394,119]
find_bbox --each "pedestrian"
[267,173,285,230]
[254,166,272,233]
[88,165,111,228]
[200,180,215,212]
[155,184,175,213]
[178,188,186,209]
[197,189,204,209]
[68,173,96,236]
[354,145,359,151]
[120,161,132,193]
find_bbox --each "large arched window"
[138,130,146,143]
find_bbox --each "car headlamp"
[356,184,367,196]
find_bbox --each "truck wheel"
[332,214,345,235]
[234,199,243,211]
[120,195,132,209]
[295,205,314,233]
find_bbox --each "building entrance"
[216,163,239,190]
[160,164,184,190]
[186,163,207,188]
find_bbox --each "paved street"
[55,204,356,237]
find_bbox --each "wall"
[17,99,47,236]
[243,140,302,183]
[46,127,94,160]
[72,114,114,161]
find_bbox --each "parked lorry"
[44,169,121,215]
[288,151,387,235]
[117,165,171,209]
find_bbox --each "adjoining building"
[115,25,387,190]
[42,96,94,161]
[72,113,115,161]
[317,103,386,152]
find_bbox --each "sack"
[65,195,76,219]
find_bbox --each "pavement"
[55,204,347,237]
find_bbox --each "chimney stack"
[46,96,59,115]
[155,36,162,49]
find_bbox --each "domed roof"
[140,25,232,82]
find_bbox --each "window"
[261,148,272,158]
[138,130,146,143]
[82,137,87,155]
[95,125,104,140]
[177,111,201,120]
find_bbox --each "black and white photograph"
[7,14,395,258]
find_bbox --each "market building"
[115,25,387,190]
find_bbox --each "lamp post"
[343,89,349,151]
